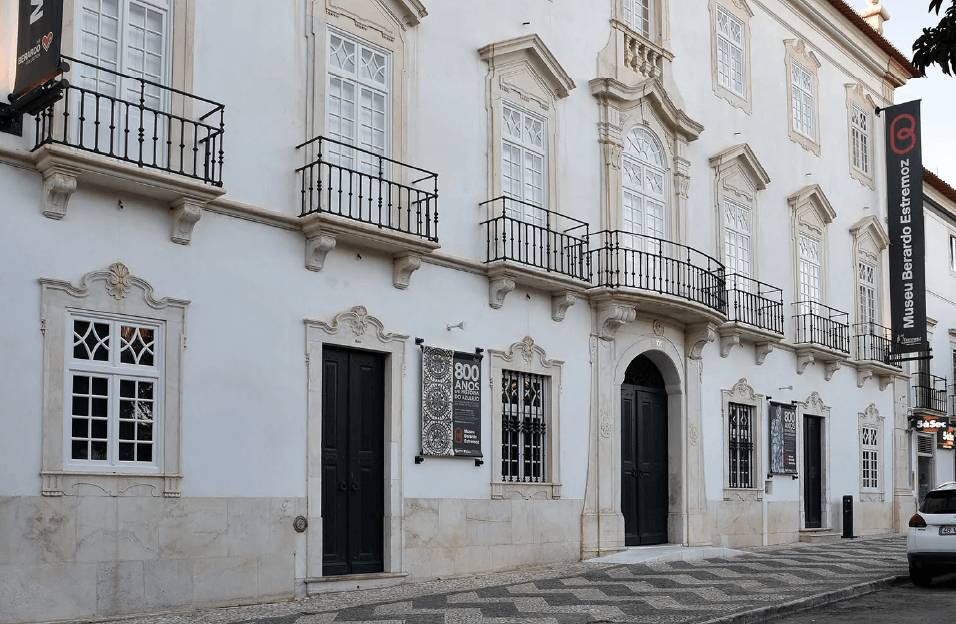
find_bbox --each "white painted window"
[723,199,752,279]
[501,103,547,226]
[716,6,745,97]
[851,104,870,174]
[500,370,548,483]
[622,127,666,248]
[858,261,877,328]
[66,312,162,470]
[623,0,651,38]
[798,233,821,312]
[950,235,956,272]
[791,60,814,138]
[861,425,879,489]
[728,402,754,489]
[327,30,390,174]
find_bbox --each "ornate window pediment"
[479,34,576,103]
[710,143,770,202]
[326,0,428,33]
[850,215,889,263]
[789,184,835,235]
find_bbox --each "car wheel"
[909,563,934,587]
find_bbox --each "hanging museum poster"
[769,401,797,474]
[13,0,64,99]
[420,344,483,458]
[883,100,928,353]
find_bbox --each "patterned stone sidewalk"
[67,535,907,624]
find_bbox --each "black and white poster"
[13,0,64,100]
[769,401,797,474]
[420,345,482,458]
[883,100,928,353]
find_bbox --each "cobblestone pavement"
[74,536,907,624]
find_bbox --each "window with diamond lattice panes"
[716,6,745,97]
[501,103,547,226]
[858,260,877,329]
[791,60,814,138]
[724,199,752,283]
[851,104,870,174]
[728,402,754,488]
[501,370,547,483]
[798,233,821,314]
[69,314,162,467]
[622,127,667,250]
[623,0,651,38]
[861,425,879,489]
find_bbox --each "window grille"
[716,6,745,96]
[791,60,814,137]
[728,402,754,488]
[851,104,870,174]
[501,370,547,483]
[861,426,878,489]
[68,314,161,467]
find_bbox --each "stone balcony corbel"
[794,343,849,378]
[39,162,80,220]
[551,292,577,322]
[489,274,516,309]
[597,304,636,340]
[686,322,718,360]
[854,358,906,391]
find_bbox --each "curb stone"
[694,574,909,624]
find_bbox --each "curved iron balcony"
[589,230,726,314]
[296,135,439,242]
[914,373,947,413]
[792,302,850,354]
[481,196,590,282]
[33,56,225,186]
[725,273,784,334]
[853,322,897,364]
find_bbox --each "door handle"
[339,482,348,491]
[351,482,360,491]
[638,471,645,478]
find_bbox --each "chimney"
[859,0,891,35]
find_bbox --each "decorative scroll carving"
[824,361,841,381]
[720,331,740,358]
[305,234,337,272]
[688,423,699,446]
[857,368,874,389]
[599,410,612,438]
[313,305,407,345]
[106,262,132,300]
[797,352,814,374]
[653,320,664,336]
[551,292,576,322]
[597,304,636,340]
[393,254,422,290]
[685,322,717,360]
[41,166,79,220]
[489,275,516,309]
[169,196,204,245]
[755,341,774,365]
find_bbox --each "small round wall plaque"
[293,515,308,533]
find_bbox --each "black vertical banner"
[451,352,482,457]
[883,101,927,353]
[769,401,797,474]
[420,345,482,458]
[13,0,64,99]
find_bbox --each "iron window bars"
[728,402,754,489]
[792,301,850,353]
[296,135,439,242]
[33,56,225,186]
[853,323,897,365]
[481,196,590,281]
[914,373,947,413]
[725,273,784,334]
[589,230,727,314]
[501,370,547,483]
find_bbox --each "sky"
[881,1,956,183]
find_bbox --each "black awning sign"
[13,0,64,100]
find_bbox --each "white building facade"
[0,0,942,621]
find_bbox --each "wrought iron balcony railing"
[296,135,438,242]
[792,302,850,353]
[589,230,726,314]
[853,323,897,364]
[725,273,784,334]
[481,197,590,281]
[33,56,225,186]
[914,373,947,413]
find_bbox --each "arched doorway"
[621,354,669,546]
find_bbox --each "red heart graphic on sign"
[42,32,53,51]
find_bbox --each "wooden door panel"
[803,416,822,529]
[621,389,638,545]
[321,350,350,574]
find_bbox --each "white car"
[907,481,956,586]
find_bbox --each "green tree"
[913,0,956,76]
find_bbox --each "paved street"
[66,536,908,624]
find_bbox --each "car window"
[921,491,956,514]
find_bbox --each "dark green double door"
[621,384,669,546]
[322,347,385,576]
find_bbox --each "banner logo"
[890,114,916,155]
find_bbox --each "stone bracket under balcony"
[854,359,905,391]
[485,264,586,321]
[717,322,783,365]
[588,286,727,330]
[301,211,440,289]
[34,144,225,245]
[794,344,850,380]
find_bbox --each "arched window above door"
[622,127,667,243]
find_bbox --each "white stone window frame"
[845,83,876,189]
[949,233,956,276]
[501,101,548,222]
[859,404,884,502]
[39,262,187,498]
[789,185,835,313]
[622,125,669,243]
[710,143,770,283]
[710,0,753,113]
[784,40,822,156]
[721,379,763,501]
[479,34,574,221]
[64,311,164,472]
[623,0,653,39]
[489,337,563,501]
[798,391,832,530]
[850,215,889,329]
